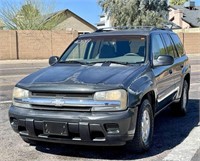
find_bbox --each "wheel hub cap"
[141,109,150,144]
[183,86,188,110]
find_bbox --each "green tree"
[0,0,58,30]
[98,0,168,27]
[170,0,187,5]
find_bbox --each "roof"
[44,9,97,30]
[79,28,174,38]
[170,5,200,27]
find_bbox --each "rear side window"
[170,34,185,56]
[151,34,166,60]
[162,33,177,58]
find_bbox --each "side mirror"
[49,56,59,66]
[153,55,174,67]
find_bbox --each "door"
[170,33,186,96]
[161,33,182,100]
[151,34,175,112]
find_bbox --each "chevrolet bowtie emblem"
[52,99,65,107]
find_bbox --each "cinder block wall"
[52,30,78,56]
[0,30,199,60]
[176,30,200,54]
[0,30,17,60]
[183,33,200,54]
[0,30,78,60]
[18,30,52,59]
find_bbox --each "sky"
[54,0,102,25]
[43,0,200,25]
[0,0,200,26]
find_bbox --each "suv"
[9,27,191,153]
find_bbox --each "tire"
[171,80,189,116]
[126,99,154,153]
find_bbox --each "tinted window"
[162,33,177,58]
[152,34,166,60]
[170,34,184,56]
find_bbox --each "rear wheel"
[171,80,189,116]
[127,99,154,153]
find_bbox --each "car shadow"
[35,99,199,160]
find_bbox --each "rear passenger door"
[151,34,175,111]
[169,33,187,97]
[161,33,181,94]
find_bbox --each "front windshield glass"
[59,35,146,64]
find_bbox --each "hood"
[17,64,145,91]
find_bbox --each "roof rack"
[95,25,171,32]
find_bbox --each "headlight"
[13,87,29,99]
[12,87,31,108]
[93,89,127,111]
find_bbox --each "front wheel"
[126,99,154,153]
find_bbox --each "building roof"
[44,9,97,30]
[170,5,200,27]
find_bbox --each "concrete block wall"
[176,30,200,54]
[52,30,78,57]
[0,30,17,60]
[0,30,199,60]
[18,30,52,59]
[183,33,200,54]
[0,30,78,60]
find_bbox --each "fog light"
[10,118,18,127]
[105,123,119,134]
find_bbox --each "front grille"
[15,92,120,111]
[29,92,94,111]
[31,105,92,112]
[31,92,93,99]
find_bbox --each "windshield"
[59,35,146,64]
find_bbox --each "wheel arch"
[141,90,156,115]
[184,73,190,90]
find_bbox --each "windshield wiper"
[90,60,130,65]
[59,60,88,65]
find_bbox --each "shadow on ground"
[35,99,199,160]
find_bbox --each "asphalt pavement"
[0,56,199,161]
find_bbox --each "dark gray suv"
[9,27,191,153]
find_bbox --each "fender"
[177,62,191,98]
[127,71,156,108]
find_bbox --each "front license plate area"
[43,121,68,136]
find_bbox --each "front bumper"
[9,105,138,146]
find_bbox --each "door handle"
[169,69,173,74]
[180,64,184,68]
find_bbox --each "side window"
[170,34,185,57]
[152,34,166,60]
[162,33,177,58]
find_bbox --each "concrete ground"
[0,55,199,161]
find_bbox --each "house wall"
[0,30,78,60]
[53,15,95,32]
